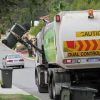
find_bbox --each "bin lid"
[62,86,97,93]
[70,87,97,92]
[0,68,13,71]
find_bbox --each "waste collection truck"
[35,10,100,100]
[2,10,100,100]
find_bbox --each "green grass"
[0,94,38,100]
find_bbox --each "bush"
[29,13,57,36]
[29,20,45,36]
[0,26,5,34]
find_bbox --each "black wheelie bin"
[1,68,13,88]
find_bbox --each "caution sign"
[76,31,100,37]
[67,51,100,57]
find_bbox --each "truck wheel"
[38,85,47,93]
[48,81,53,99]
[48,74,60,100]
[52,76,60,100]
[61,89,70,100]
[37,80,48,93]
[35,67,48,93]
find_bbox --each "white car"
[2,54,24,68]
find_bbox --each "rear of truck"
[55,10,100,69]
[54,10,100,97]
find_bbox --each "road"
[0,42,50,100]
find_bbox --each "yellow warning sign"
[76,31,100,37]
[67,51,100,57]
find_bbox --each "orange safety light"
[88,9,93,15]
[88,9,94,19]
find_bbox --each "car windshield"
[7,55,20,59]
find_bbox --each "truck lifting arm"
[10,29,43,54]
[2,29,43,54]
[18,38,43,54]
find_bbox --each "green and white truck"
[35,10,100,100]
[2,9,100,100]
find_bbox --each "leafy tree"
[0,0,100,34]
[29,20,45,36]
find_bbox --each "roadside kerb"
[0,85,40,100]
[0,85,30,95]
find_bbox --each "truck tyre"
[35,68,38,85]
[38,85,47,93]
[48,81,53,99]
[35,67,48,93]
[37,77,48,93]
[60,89,70,100]
[52,78,59,100]
[48,73,60,100]
[52,77,60,100]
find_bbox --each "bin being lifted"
[2,23,30,48]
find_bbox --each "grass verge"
[0,94,38,100]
